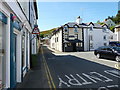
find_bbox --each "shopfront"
[10,13,22,88]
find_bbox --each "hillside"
[40,28,56,38]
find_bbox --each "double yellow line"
[41,47,56,90]
[115,63,120,70]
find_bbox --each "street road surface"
[41,46,120,89]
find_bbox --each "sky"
[37,2,118,31]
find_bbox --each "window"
[90,35,93,41]
[104,43,107,46]
[103,35,107,40]
[106,48,112,51]
[103,28,106,32]
[74,26,78,33]
[110,36,113,39]
[75,34,78,39]
[64,34,68,39]
[90,27,93,31]
[64,26,68,32]
[90,43,93,48]
[57,37,58,42]
[67,43,71,47]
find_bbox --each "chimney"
[76,16,82,24]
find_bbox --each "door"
[106,48,114,59]
[72,43,76,52]
[10,34,17,88]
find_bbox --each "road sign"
[32,27,40,34]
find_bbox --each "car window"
[112,47,120,51]
[101,48,106,50]
[106,48,112,51]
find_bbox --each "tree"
[40,34,44,38]
[109,26,115,32]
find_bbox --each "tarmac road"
[41,46,120,89]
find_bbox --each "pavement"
[16,50,49,89]
[16,46,120,89]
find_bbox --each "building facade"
[103,19,116,28]
[115,25,120,41]
[0,0,38,89]
[50,17,116,52]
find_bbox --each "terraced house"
[50,16,116,52]
[0,0,38,89]
[115,25,120,41]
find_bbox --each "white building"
[115,25,120,41]
[103,19,116,28]
[0,0,38,89]
[50,16,116,52]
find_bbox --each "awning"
[64,39,83,43]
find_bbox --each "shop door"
[72,43,76,52]
[10,34,17,88]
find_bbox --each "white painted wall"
[50,30,63,52]
[13,28,22,83]
[115,28,120,41]
[0,2,11,88]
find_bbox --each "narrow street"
[41,46,120,89]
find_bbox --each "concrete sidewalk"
[16,52,49,89]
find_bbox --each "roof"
[51,21,106,36]
[115,24,120,28]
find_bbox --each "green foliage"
[40,34,44,38]
[107,11,120,25]
[109,26,115,32]
[40,28,57,37]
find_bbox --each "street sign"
[32,27,40,34]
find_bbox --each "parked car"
[94,46,120,62]
[109,41,120,47]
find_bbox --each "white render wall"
[85,27,116,51]
[50,30,63,52]
[115,28,120,41]
[0,2,11,88]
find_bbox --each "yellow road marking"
[114,63,120,70]
[41,47,56,90]
[41,48,52,89]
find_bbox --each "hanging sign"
[32,27,40,34]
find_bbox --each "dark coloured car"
[94,46,120,62]
[109,41,120,47]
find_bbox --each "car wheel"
[115,56,120,62]
[96,53,100,59]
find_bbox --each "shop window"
[67,43,71,47]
